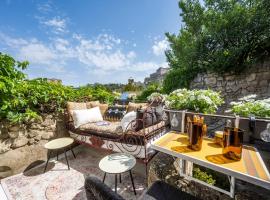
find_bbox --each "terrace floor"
[0,145,147,200]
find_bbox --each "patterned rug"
[1,145,146,200]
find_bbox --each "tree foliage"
[136,83,162,102]
[0,53,116,123]
[123,82,143,92]
[164,0,270,93]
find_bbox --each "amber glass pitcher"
[222,127,244,161]
[187,115,207,151]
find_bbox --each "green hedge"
[0,53,116,123]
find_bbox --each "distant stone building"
[47,78,62,84]
[144,67,169,85]
[124,77,144,91]
[128,77,135,85]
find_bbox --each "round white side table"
[44,137,76,172]
[99,152,136,195]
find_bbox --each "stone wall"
[190,60,270,110]
[0,113,69,179]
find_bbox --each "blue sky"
[0,0,180,86]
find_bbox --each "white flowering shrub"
[165,89,224,113]
[147,92,167,103]
[230,94,270,118]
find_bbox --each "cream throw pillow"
[72,107,103,128]
[120,111,136,131]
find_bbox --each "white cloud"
[18,43,56,65]
[160,62,169,68]
[74,34,136,71]
[0,33,28,47]
[0,31,167,83]
[152,38,169,56]
[78,50,130,70]
[127,51,136,59]
[41,17,67,34]
[37,2,53,13]
[127,62,158,72]
[0,32,65,73]
[53,38,75,58]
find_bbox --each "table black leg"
[56,150,58,161]
[70,147,76,159]
[64,150,70,170]
[119,173,121,183]
[129,170,136,195]
[103,172,106,183]
[44,150,52,173]
[115,174,117,193]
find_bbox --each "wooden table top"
[152,131,270,189]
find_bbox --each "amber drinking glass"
[187,117,207,151]
[222,127,244,161]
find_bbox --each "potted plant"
[164,89,224,131]
[228,95,270,142]
[229,95,270,118]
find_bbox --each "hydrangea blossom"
[164,89,223,114]
[230,95,270,118]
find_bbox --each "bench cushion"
[79,121,123,137]
[67,101,109,121]
[70,120,165,143]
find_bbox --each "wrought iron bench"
[65,101,167,175]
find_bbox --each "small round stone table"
[44,137,76,173]
[99,152,136,195]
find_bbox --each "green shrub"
[229,95,270,118]
[90,85,116,105]
[193,165,229,189]
[165,88,223,113]
[0,53,117,123]
[136,83,162,102]
[193,167,216,185]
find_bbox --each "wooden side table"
[99,153,137,195]
[44,137,76,173]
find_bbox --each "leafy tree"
[164,0,270,93]
[136,83,162,102]
[92,83,125,92]
[0,52,28,80]
[123,83,139,92]
[0,53,117,123]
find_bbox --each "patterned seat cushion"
[77,121,123,138]
[71,120,166,145]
